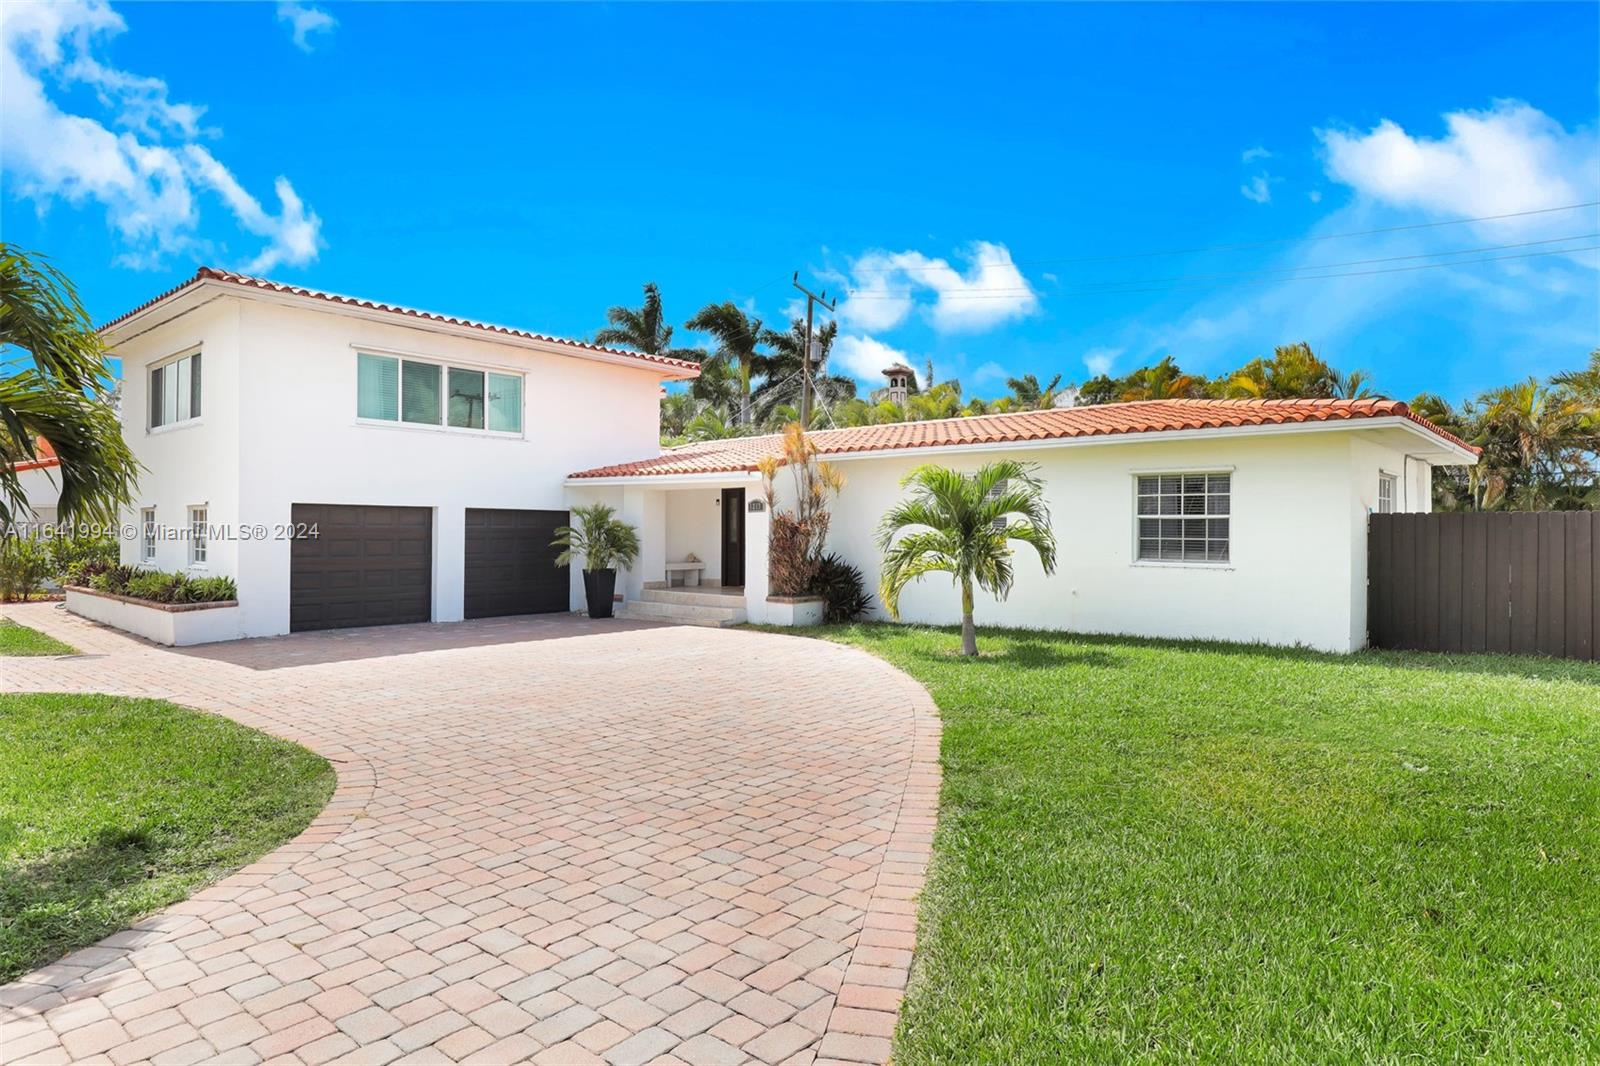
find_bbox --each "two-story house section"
[103,268,699,639]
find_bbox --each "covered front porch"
[564,471,780,625]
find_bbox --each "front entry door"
[721,488,745,587]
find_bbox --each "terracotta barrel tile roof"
[9,438,60,473]
[569,398,1477,479]
[99,267,702,376]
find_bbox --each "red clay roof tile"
[99,268,702,376]
[569,398,1477,478]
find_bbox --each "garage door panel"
[464,508,568,619]
[290,504,432,632]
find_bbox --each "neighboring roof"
[569,398,1478,479]
[99,268,702,377]
[882,363,915,378]
[10,439,59,473]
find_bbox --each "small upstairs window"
[141,508,157,562]
[150,352,201,428]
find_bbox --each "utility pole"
[791,273,837,429]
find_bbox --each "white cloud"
[1319,100,1598,231]
[972,360,1011,386]
[836,241,1039,333]
[1,0,324,273]
[1242,146,1272,163]
[1240,173,1274,204]
[1308,189,1323,204]
[1083,346,1121,377]
[277,2,336,53]
[832,334,912,382]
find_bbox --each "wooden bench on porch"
[663,560,706,588]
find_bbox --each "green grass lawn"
[0,693,335,983]
[0,618,76,656]
[805,624,1600,1063]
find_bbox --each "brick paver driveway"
[0,606,938,1066]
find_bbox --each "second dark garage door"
[290,504,432,632]
[464,508,569,619]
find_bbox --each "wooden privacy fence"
[1368,512,1600,660]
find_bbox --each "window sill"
[353,418,525,441]
[1131,561,1235,572]
[148,418,204,436]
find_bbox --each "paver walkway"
[0,605,939,1066]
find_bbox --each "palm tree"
[1333,369,1377,400]
[659,392,703,441]
[684,406,742,442]
[685,302,764,425]
[1225,343,1337,399]
[594,282,675,354]
[1,246,139,527]
[878,461,1057,657]
[1005,373,1064,410]
[753,319,853,423]
[1122,356,1205,401]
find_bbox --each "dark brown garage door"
[290,504,432,632]
[465,508,569,619]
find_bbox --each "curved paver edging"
[0,606,942,1066]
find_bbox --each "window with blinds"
[149,352,202,428]
[1136,473,1230,563]
[356,353,522,434]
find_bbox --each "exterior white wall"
[665,490,722,578]
[805,431,1428,653]
[111,295,669,637]
[1345,436,1437,649]
[16,465,62,528]
[114,299,243,578]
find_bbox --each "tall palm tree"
[878,461,1057,657]
[1005,373,1064,410]
[685,302,764,425]
[1,246,138,527]
[1122,355,1204,401]
[753,319,852,422]
[594,282,675,354]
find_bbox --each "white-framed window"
[1377,472,1397,514]
[1136,473,1230,563]
[140,508,157,562]
[188,507,208,566]
[149,351,201,428]
[357,352,522,434]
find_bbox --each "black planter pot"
[583,568,617,619]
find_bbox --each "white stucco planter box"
[764,595,825,627]
[66,586,243,646]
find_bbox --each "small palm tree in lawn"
[878,461,1057,657]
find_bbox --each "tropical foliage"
[551,503,641,572]
[1415,352,1600,511]
[809,552,871,623]
[86,565,237,604]
[758,424,845,597]
[877,461,1057,656]
[1,246,139,528]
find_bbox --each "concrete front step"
[637,586,747,608]
[616,598,747,628]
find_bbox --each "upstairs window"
[141,508,157,562]
[1137,473,1230,563]
[150,352,201,428]
[357,353,521,434]
[1378,472,1397,514]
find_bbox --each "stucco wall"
[16,464,62,528]
[795,429,1432,653]
[665,489,723,579]
[112,295,670,637]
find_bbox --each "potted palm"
[552,503,641,619]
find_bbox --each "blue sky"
[4,1,1597,404]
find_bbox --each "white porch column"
[433,505,465,622]
[620,486,665,601]
[743,494,771,623]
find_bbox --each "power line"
[843,232,1600,297]
[843,200,1600,275]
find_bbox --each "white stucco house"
[94,268,1477,651]
[11,444,62,529]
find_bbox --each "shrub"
[83,567,236,605]
[809,553,871,623]
[124,571,188,604]
[49,534,117,584]
[0,537,54,602]
[758,424,845,597]
[180,576,237,603]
